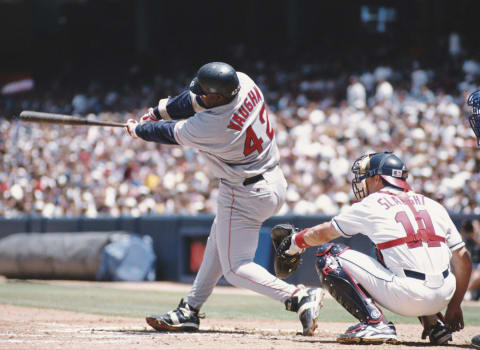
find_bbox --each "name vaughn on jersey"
[227,86,263,131]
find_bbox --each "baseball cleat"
[419,313,452,345]
[337,320,398,344]
[285,286,324,336]
[146,298,202,332]
[424,319,452,345]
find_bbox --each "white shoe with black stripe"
[337,320,398,344]
[146,299,202,332]
[285,286,324,336]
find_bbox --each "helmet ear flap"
[189,77,205,95]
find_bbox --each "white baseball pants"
[186,166,298,309]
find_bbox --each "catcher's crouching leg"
[315,243,383,323]
[315,243,397,344]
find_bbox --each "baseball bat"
[19,111,127,128]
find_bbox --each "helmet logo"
[392,169,402,178]
[231,86,240,96]
[467,89,480,147]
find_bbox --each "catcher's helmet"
[351,151,411,200]
[189,62,240,98]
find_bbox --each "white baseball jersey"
[329,186,462,317]
[332,186,465,276]
[173,72,279,182]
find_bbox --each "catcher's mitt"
[270,224,302,279]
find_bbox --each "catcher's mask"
[467,90,480,147]
[351,151,411,200]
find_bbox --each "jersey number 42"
[243,103,274,156]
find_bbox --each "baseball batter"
[125,62,323,335]
[277,151,472,344]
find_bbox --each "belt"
[404,269,449,280]
[243,174,264,186]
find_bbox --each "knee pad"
[315,243,383,324]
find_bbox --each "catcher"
[271,151,472,344]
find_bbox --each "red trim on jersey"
[376,190,445,250]
[377,233,445,250]
[226,188,291,295]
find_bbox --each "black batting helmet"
[189,62,240,98]
[351,151,411,199]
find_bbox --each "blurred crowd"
[1,55,480,218]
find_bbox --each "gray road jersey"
[173,72,279,183]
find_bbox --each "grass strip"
[0,280,479,325]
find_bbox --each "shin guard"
[315,243,384,324]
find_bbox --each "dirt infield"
[1,304,479,350]
[0,281,479,350]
